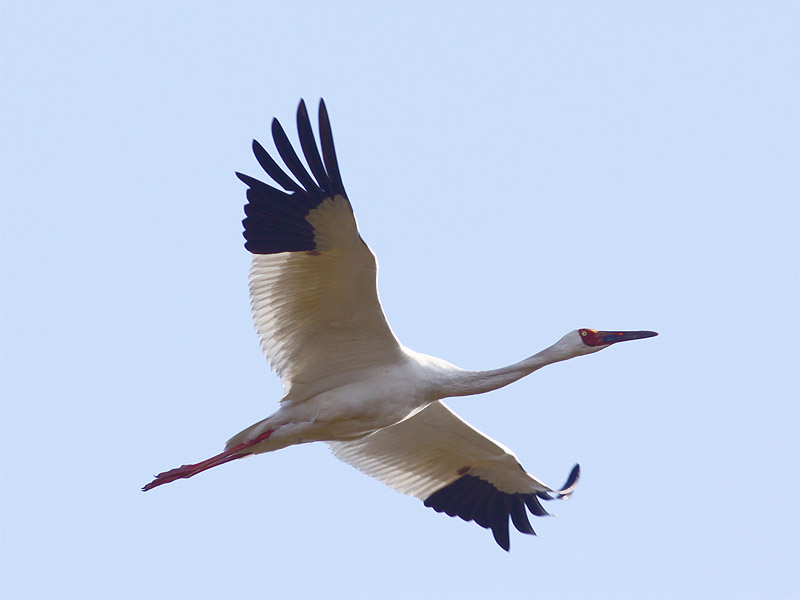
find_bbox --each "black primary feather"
[423,465,580,551]
[237,99,349,255]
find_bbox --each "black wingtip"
[295,98,331,191]
[237,100,349,255]
[564,464,581,492]
[296,99,310,130]
[270,111,320,195]
[424,473,580,551]
[317,98,346,198]
[540,463,581,501]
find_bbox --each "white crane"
[144,99,657,550]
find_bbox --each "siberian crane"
[143,99,657,550]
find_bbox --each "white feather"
[249,194,403,400]
[330,401,552,499]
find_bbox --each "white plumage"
[330,401,552,499]
[144,99,656,550]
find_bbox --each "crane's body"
[144,99,657,551]
[228,350,454,450]
[225,331,618,452]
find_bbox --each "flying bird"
[143,99,657,550]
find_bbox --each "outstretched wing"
[329,401,580,551]
[236,100,404,398]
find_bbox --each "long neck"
[440,341,576,398]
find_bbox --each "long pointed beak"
[596,330,658,345]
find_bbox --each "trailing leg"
[142,429,275,491]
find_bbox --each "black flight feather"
[237,99,351,255]
[296,100,330,192]
[423,465,580,551]
[318,99,346,198]
[270,118,320,198]
[252,140,303,194]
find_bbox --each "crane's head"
[548,328,657,361]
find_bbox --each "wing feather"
[271,117,321,198]
[238,100,403,398]
[252,140,304,194]
[318,99,346,197]
[329,401,580,550]
[296,99,330,190]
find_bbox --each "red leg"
[142,429,274,491]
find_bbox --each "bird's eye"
[581,330,587,336]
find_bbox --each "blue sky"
[1,2,798,599]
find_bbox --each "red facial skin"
[578,328,604,346]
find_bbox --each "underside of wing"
[329,401,580,551]
[237,100,404,397]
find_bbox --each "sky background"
[1,2,798,599]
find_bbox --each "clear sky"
[1,2,798,599]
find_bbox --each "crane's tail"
[142,428,274,491]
